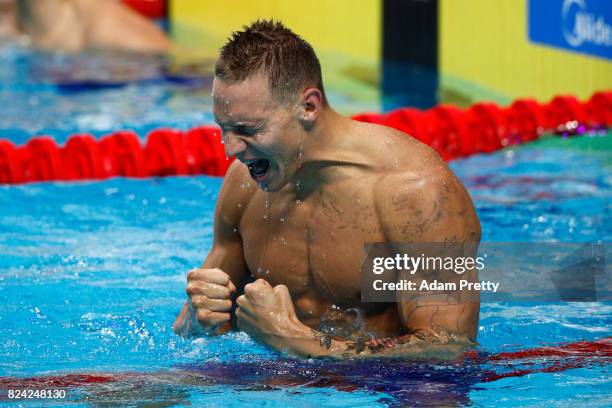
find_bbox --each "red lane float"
[121,0,166,19]
[0,126,233,184]
[0,140,21,184]
[100,131,146,178]
[63,135,104,180]
[0,337,609,390]
[353,90,610,161]
[23,137,63,182]
[0,91,609,184]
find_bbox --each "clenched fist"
[173,267,236,335]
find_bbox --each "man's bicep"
[374,172,481,340]
[375,171,480,244]
[396,272,479,341]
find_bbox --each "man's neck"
[288,108,370,198]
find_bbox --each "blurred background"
[168,0,610,111]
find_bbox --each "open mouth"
[245,159,270,180]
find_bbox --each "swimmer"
[0,0,172,53]
[173,20,481,359]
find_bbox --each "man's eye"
[235,126,259,136]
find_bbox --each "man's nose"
[222,131,247,157]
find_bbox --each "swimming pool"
[0,43,610,407]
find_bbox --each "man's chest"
[238,184,386,304]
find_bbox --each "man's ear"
[298,88,323,131]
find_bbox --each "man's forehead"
[212,71,271,101]
[212,76,276,121]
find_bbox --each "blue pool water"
[0,43,610,406]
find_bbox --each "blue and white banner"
[528,0,612,60]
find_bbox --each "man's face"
[212,70,304,192]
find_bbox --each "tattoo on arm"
[312,330,333,350]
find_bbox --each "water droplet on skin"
[296,199,301,205]
[237,203,242,208]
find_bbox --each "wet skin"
[173,69,481,358]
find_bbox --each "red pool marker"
[121,0,166,19]
[23,137,63,182]
[0,91,608,184]
[183,127,215,175]
[427,105,469,160]
[489,337,612,361]
[0,337,608,390]
[184,126,232,176]
[386,108,424,139]
[548,95,586,129]
[144,128,188,176]
[99,131,146,178]
[62,134,104,180]
[0,140,22,184]
[584,91,612,127]
[506,99,545,143]
[466,103,506,152]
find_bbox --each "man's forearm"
[277,327,474,360]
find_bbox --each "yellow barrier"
[169,0,382,113]
[440,0,611,105]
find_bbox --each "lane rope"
[0,91,609,184]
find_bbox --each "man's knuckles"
[195,308,211,323]
[196,309,229,325]
[273,284,290,296]
[187,268,230,285]
[236,294,247,308]
[244,279,272,297]
[186,282,230,299]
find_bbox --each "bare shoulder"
[351,119,443,172]
[216,160,258,225]
[372,159,480,243]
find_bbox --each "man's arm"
[16,0,172,53]
[173,161,253,336]
[237,169,481,359]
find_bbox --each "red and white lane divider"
[0,91,609,184]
